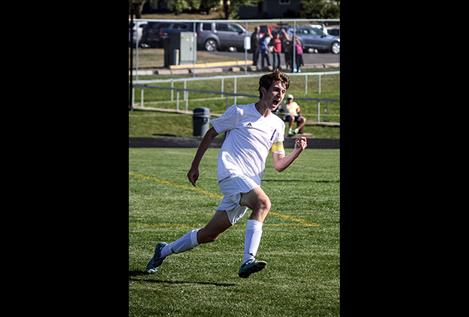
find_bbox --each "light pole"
[129,5,134,111]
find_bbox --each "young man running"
[145,69,308,278]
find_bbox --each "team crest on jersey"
[246,122,253,128]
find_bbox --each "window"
[228,24,243,33]
[202,23,212,31]
[215,23,230,32]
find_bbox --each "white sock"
[160,229,199,258]
[243,219,263,264]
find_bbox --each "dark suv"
[196,22,251,52]
[140,22,194,48]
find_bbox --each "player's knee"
[258,196,271,213]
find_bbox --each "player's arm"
[271,137,308,172]
[187,127,219,186]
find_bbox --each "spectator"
[271,33,282,70]
[294,37,304,73]
[278,94,306,136]
[259,32,271,70]
[251,26,261,67]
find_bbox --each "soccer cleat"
[145,242,168,274]
[288,128,294,136]
[294,128,300,134]
[238,258,267,278]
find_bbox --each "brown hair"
[258,69,290,98]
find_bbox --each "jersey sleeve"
[271,121,285,155]
[211,105,239,134]
[275,120,285,143]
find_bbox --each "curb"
[133,63,339,76]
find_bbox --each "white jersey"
[211,103,285,185]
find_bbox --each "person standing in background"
[271,32,282,70]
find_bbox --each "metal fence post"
[141,88,144,108]
[136,37,139,81]
[318,74,322,122]
[221,78,224,98]
[171,80,174,102]
[234,77,237,105]
[176,91,180,112]
[184,80,188,111]
[305,74,308,95]
[317,101,321,123]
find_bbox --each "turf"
[128,111,340,139]
[129,72,340,138]
[129,148,339,316]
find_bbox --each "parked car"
[140,22,167,48]
[326,27,340,37]
[287,26,340,54]
[196,22,251,52]
[158,22,195,44]
[140,22,195,48]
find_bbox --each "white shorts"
[216,175,259,225]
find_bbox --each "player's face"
[263,81,287,111]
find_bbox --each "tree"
[224,0,256,19]
[199,0,220,14]
[129,0,147,19]
[167,0,190,14]
[300,0,340,19]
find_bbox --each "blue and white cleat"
[238,258,267,278]
[145,242,168,274]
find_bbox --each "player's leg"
[197,211,232,243]
[295,116,306,134]
[145,211,232,273]
[238,187,271,277]
[286,115,294,136]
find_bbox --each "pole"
[244,21,248,75]
[129,6,134,111]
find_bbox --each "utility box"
[164,32,197,67]
[193,107,210,137]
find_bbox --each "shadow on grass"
[129,272,236,287]
[263,179,339,183]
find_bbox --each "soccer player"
[145,69,308,278]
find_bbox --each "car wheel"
[205,39,218,52]
[331,42,340,54]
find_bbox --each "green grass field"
[129,72,340,138]
[129,148,339,316]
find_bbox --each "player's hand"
[187,167,199,186]
[294,136,307,151]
